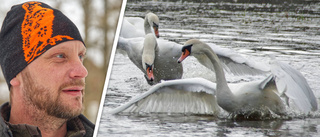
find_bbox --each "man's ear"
[10,77,20,87]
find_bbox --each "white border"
[92,0,127,136]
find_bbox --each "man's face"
[19,40,87,119]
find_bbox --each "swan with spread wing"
[177,39,317,114]
[110,39,317,116]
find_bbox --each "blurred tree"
[101,0,123,73]
[81,0,122,123]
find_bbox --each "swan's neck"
[142,35,158,70]
[144,17,153,35]
[202,45,239,111]
[203,49,229,89]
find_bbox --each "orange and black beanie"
[0,1,84,88]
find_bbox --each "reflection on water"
[99,0,320,136]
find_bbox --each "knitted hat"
[0,1,84,88]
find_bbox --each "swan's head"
[144,63,154,81]
[145,12,159,38]
[178,39,204,63]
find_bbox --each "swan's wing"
[120,17,145,38]
[157,38,183,58]
[125,17,144,30]
[205,43,270,75]
[117,37,145,71]
[270,60,318,112]
[117,37,129,52]
[117,37,143,54]
[108,78,220,115]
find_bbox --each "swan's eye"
[182,44,192,55]
[145,63,153,73]
[153,22,158,28]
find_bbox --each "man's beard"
[21,70,85,119]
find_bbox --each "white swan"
[110,39,317,116]
[120,12,159,38]
[118,33,183,85]
[177,39,318,114]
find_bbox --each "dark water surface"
[99,0,320,136]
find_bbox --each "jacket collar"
[0,102,86,137]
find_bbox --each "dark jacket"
[0,102,95,137]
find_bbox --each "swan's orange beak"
[178,49,190,63]
[146,66,154,81]
[154,27,159,38]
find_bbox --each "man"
[0,1,94,137]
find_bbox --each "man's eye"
[56,54,65,58]
[79,54,86,61]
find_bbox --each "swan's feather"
[117,37,128,52]
[120,17,145,38]
[258,75,276,92]
[270,60,318,112]
[109,78,220,115]
[117,37,145,72]
[206,43,270,75]
[125,17,144,30]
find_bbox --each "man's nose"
[69,59,88,79]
